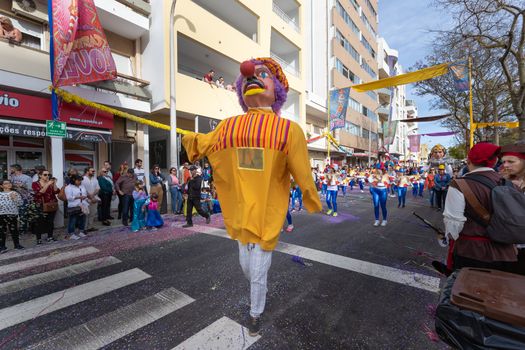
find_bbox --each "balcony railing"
[270,52,300,78]
[115,0,151,16]
[272,3,300,33]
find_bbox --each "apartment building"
[305,0,381,167]
[143,0,307,168]
[0,0,152,183]
[377,37,419,162]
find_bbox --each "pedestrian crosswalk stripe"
[26,288,194,350]
[0,246,100,277]
[0,257,121,296]
[190,227,441,293]
[0,242,84,262]
[172,316,260,350]
[0,268,150,331]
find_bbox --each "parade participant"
[146,193,164,230]
[500,142,525,275]
[424,168,436,207]
[410,169,419,198]
[418,170,426,197]
[396,168,409,208]
[325,167,339,217]
[348,169,356,191]
[369,169,389,226]
[429,144,453,176]
[388,168,397,198]
[284,210,294,232]
[290,177,303,211]
[442,142,517,272]
[181,57,321,336]
[357,170,366,192]
[320,169,328,197]
[434,164,451,211]
[182,165,210,228]
[339,172,349,197]
[131,181,147,233]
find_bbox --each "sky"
[378,0,456,147]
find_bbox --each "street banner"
[418,131,456,137]
[329,88,350,131]
[449,60,469,92]
[51,0,117,87]
[383,120,398,145]
[408,134,421,152]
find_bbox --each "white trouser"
[86,202,98,229]
[238,241,273,318]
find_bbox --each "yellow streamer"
[475,122,519,129]
[352,63,450,92]
[52,88,192,135]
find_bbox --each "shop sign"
[0,120,111,143]
[46,120,67,138]
[0,89,114,129]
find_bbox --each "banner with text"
[329,88,350,131]
[52,0,117,87]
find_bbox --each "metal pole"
[468,56,474,149]
[368,117,371,166]
[169,0,179,169]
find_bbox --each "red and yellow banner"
[52,0,116,87]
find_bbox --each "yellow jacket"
[182,108,321,250]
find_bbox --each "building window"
[371,132,378,141]
[345,121,360,136]
[336,59,360,84]
[335,29,360,63]
[3,15,44,50]
[336,1,359,35]
[361,36,376,59]
[362,128,370,139]
[361,13,376,38]
[349,97,361,114]
[361,60,377,79]
[366,0,377,18]
[349,0,359,11]
[366,90,377,101]
[362,106,378,122]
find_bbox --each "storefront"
[0,89,113,180]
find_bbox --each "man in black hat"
[182,165,210,228]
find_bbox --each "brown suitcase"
[451,268,525,328]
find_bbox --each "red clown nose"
[240,60,255,77]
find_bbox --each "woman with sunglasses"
[167,167,183,214]
[32,169,60,244]
[149,164,166,211]
[97,168,114,226]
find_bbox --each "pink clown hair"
[235,59,287,115]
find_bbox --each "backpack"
[455,174,525,244]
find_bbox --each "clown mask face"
[242,65,276,108]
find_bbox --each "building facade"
[305,0,380,167]
[0,0,152,224]
[143,0,307,170]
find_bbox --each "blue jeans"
[397,187,407,207]
[429,189,435,206]
[370,187,388,220]
[170,186,183,213]
[121,194,134,224]
[326,190,338,212]
[67,210,86,234]
[349,180,355,190]
[291,187,302,210]
[412,183,418,197]
[286,210,292,225]
[321,183,327,196]
[340,185,347,196]
[359,181,364,190]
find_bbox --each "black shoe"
[402,204,405,208]
[15,245,25,250]
[46,237,57,243]
[108,216,115,220]
[432,260,452,276]
[36,239,43,245]
[206,216,211,224]
[248,316,261,337]
[122,221,129,227]
[0,246,7,254]
[397,203,401,208]
[86,228,98,232]
[182,223,193,228]
[103,220,111,226]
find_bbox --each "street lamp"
[169,0,179,170]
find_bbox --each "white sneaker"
[373,220,380,227]
[285,224,294,232]
[70,234,81,240]
[381,220,388,226]
[78,232,87,238]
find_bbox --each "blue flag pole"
[47,0,58,121]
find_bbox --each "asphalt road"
[0,189,450,350]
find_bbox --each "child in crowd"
[146,193,163,230]
[0,179,24,252]
[200,187,212,215]
[131,181,148,232]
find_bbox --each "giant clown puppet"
[429,144,453,176]
[182,58,321,336]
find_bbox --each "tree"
[448,144,467,159]
[413,35,514,150]
[434,0,525,140]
